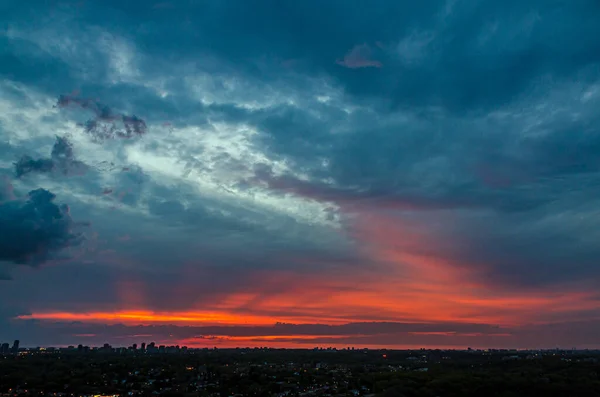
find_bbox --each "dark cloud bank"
[7,320,600,350]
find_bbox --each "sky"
[1,0,600,350]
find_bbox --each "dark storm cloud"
[15,136,87,177]
[34,0,599,113]
[0,184,86,267]
[6,0,600,116]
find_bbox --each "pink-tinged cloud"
[56,94,147,140]
[337,44,382,69]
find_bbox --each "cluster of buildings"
[0,340,19,354]
[92,342,190,354]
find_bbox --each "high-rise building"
[0,343,9,354]
[11,340,19,354]
[146,342,157,353]
[141,342,146,351]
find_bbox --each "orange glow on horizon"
[16,209,600,346]
[17,310,301,326]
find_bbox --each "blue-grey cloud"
[0,185,86,267]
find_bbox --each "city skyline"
[0,339,589,353]
[3,0,600,349]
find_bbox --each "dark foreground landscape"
[2,348,600,397]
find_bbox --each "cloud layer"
[1,0,600,348]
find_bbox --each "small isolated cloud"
[15,136,88,178]
[0,185,87,267]
[336,44,382,69]
[57,94,147,141]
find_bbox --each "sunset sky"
[2,0,600,349]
